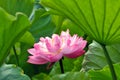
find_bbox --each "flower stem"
[59,59,64,73]
[13,46,19,66]
[101,44,117,80]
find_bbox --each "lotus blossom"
[27,29,87,64]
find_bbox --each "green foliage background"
[0,0,120,80]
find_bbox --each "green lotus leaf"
[19,31,35,45]
[41,0,120,44]
[30,9,56,42]
[81,41,120,71]
[0,64,30,80]
[0,0,34,16]
[89,63,120,80]
[0,7,30,66]
[51,72,89,80]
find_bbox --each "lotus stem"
[101,44,117,80]
[59,58,64,73]
[13,46,19,66]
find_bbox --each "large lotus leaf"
[61,19,84,36]
[51,72,89,80]
[19,31,35,46]
[32,64,120,80]
[30,9,56,42]
[89,63,120,80]
[32,72,89,80]
[41,0,120,44]
[0,7,30,66]
[32,73,50,80]
[81,41,120,71]
[0,64,30,80]
[0,0,34,16]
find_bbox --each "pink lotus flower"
[27,30,87,64]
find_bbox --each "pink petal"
[47,52,63,62]
[27,49,37,55]
[27,56,48,64]
[60,29,71,38]
[40,37,45,42]
[34,43,41,50]
[45,35,61,53]
[64,50,85,58]
[62,36,87,58]
[70,35,78,46]
[45,37,53,52]
[38,50,63,62]
[77,40,87,50]
[52,34,61,49]
[61,42,79,54]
